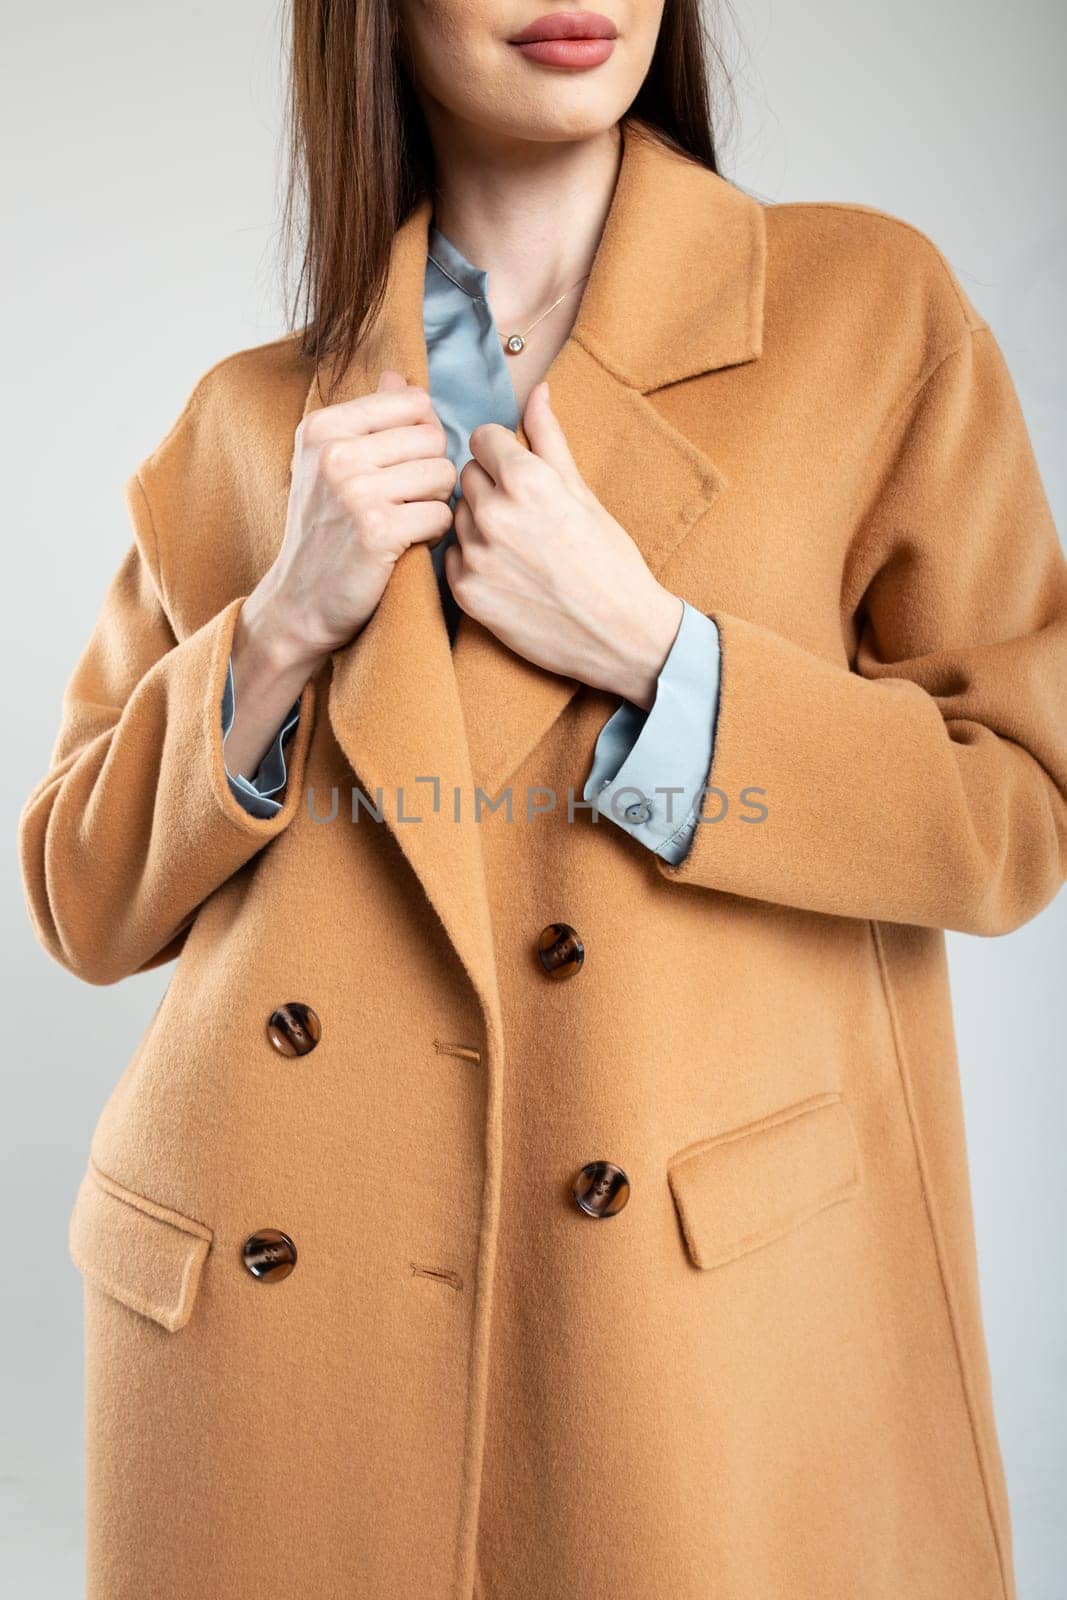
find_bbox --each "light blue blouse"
[222,223,723,863]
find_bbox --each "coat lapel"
[300,114,766,1010]
[300,209,502,1023]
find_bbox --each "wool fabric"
[19,114,1067,1600]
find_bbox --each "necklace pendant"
[504,333,526,355]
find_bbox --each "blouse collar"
[427,222,491,303]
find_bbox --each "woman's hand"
[224,369,456,780]
[444,381,683,710]
[250,367,457,667]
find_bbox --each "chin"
[468,90,631,146]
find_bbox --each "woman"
[18,3,1067,1598]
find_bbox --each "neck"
[425,115,623,331]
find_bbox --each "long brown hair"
[281,1,731,393]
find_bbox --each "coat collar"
[300,115,766,1020]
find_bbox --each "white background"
[3,3,1064,1593]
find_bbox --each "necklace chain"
[427,239,590,358]
[501,272,591,356]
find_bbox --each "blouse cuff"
[582,601,722,864]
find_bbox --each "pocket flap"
[68,1159,213,1331]
[667,1092,861,1271]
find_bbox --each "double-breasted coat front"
[19,117,1067,1600]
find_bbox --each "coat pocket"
[667,1091,862,1271]
[68,1158,213,1331]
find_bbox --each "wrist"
[610,587,684,710]
[238,580,328,682]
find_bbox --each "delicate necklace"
[500,272,591,356]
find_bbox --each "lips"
[508,10,618,44]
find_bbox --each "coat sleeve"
[656,321,1067,935]
[17,471,317,985]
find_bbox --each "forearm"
[223,587,326,781]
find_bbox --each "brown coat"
[19,115,1067,1600]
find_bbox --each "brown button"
[537,923,585,979]
[267,1002,321,1057]
[242,1229,297,1281]
[572,1161,630,1218]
